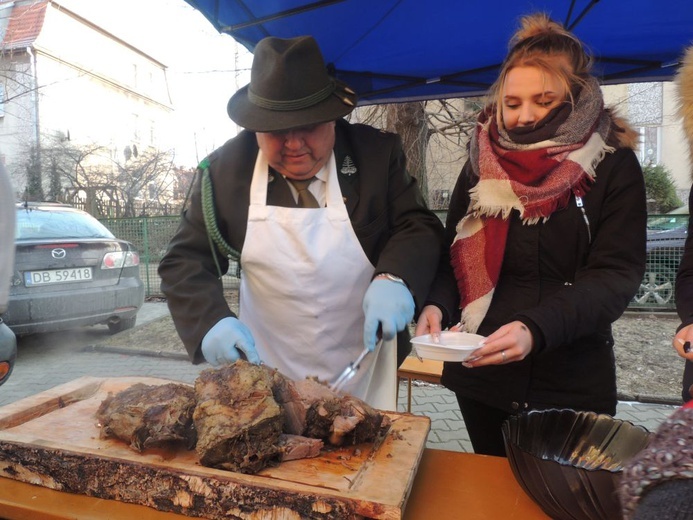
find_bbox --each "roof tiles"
[1,0,48,50]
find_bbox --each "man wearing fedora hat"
[159,35,444,409]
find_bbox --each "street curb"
[81,344,188,361]
[616,391,682,406]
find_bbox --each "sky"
[59,0,253,166]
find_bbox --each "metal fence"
[632,213,688,310]
[99,215,239,298]
[100,213,690,310]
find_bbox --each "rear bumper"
[5,280,144,335]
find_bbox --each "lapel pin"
[340,156,357,176]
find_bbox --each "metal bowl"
[502,409,652,520]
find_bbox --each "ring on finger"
[500,350,506,362]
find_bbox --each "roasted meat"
[258,365,390,447]
[277,434,324,461]
[96,382,196,452]
[96,361,390,475]
[193,363,284,474]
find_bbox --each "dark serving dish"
[502,408,652,520]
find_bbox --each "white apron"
[239,151,397,410]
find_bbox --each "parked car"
[633,216,688,306]
[4,202,145,335]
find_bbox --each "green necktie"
[287,178,320,208]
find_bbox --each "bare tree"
[168,166,196,202]
[111,148,176,217]
[352,98,482,208]
[23,145,43,201]
[17,136,177,217]
[41,136,104,192]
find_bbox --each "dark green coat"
[159,119,444,364]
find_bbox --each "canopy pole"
[222,0,347,33]
[566,0,600,31]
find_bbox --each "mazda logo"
[51,248,67,259]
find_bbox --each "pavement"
[0,302,680,453]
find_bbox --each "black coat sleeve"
[676,186,693,329]
[361,130,446,311]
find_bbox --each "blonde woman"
[416,13,646,456]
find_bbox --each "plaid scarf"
[450,78,614,333]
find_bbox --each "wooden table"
[397,357,443,413]
[403,450,549,519]
[0,449,549,519]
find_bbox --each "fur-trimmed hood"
[676,45,693,179]
[609,111,639,151]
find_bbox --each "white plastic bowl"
[410,331,485,362]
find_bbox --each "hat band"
[248,79,336,111]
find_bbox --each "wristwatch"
[377,273,407,287]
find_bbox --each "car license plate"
[25,267,93,286]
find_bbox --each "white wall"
[59,0,249,167]
[0,54,36,174]
[603,82,691,203]
[1,2,174,193]
[662,82,692,196]
[34,5,173,157]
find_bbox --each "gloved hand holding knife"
[362,274,415,352]
[201,317,261,366]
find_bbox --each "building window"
[0,84,5,118]
[627,83,663,166]
[132,113,139,142]
[638,126,661,166]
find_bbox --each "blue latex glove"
[201,317,260,366]
[362,278,415,352]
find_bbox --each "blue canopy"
[183,0,693,104]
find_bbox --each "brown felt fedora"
[227,35,358,132]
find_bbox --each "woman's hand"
[463,321,534,367]
[415,305,444,338]
[673,324,693,361]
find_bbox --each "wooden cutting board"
[0,376,430,519]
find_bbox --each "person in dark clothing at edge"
[158,35,444,411]
[618,42,693,520]
[672,44,693,406]
[414,12,647,456]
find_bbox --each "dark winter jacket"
[426,147,647,414]
[159,119,444,364]
[674,45,693,404]
[675,189,693,402]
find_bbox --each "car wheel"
[107,315,137,334]
[633,266,675,305]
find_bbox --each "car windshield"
[647,215,689,231]
[15,207,115,240]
